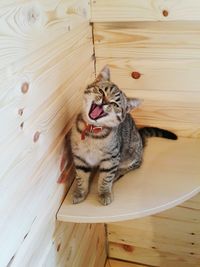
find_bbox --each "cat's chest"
[73,137,104,166]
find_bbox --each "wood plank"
[109,242,161,267]
[57,137,200,223]
[1,40,92,166]
[94,22,200,59]
[0,0,93,183]
[154,204,200,224]
[0,60,93,192]
[107,193,200,266]
[0,0,90,68]
[0,24,92,152]
[1,131,72,266]
[106,259,149,267]
[129,91,200,138]
[96,60,200,138]
[0,0,94,265]
[96,58,200,92]
[43,223,106,267]
[0,63,94,266]
[0,45,93,178]
[179,193,200,210]
[107,218,200,256]
[91,0,200,22]
[109,242,198,267]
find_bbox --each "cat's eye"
[111,102,119,107]
[99,89,104,95]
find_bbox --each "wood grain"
[94,21,200,137]
[57,137,200,223]
[0,63,94,266]
[2,0,200,266]
[108,217,200,255]
[96,58,200,92]
[1,130,72,266]
[93,7,200,267]
[96,60,200,138]
[94,22,200,59]
[0,0,90,69]
[0,24,92,153]
[43,223,106,267]
[106,259,148,267]
[107,194,200,266]
[0,0,96,266]
[109,242,198,267]
[91,0,200,22]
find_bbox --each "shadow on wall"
[57,132,75,184]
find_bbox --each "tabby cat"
[71,66,177,205]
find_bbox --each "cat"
[70,66,177,205]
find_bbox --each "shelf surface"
[57,137,200,223]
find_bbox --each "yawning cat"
[71,66,177,205]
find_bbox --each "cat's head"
[83,66,141,127]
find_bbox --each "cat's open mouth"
[89,102,108,120]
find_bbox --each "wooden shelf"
[57,137,200,223]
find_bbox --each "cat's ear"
[95,65,110,82]
[126,98,142,113]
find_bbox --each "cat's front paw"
[73,189,87,204]
[99,192,113,206]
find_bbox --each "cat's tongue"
[89,104,104,120]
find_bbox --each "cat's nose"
[102,94,109,104]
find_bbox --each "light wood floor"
[105,259,148,267]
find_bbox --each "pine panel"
[95,60,200,138]
[94,22,200,59]
[91,0,200,22]
[43,223,106,267]
[109,242,198,267]
[107,194,200,267]
[106,259,149,267]
[0,0,96,266]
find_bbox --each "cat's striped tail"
[139,127,177,146]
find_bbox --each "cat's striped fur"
[71,66,177,205]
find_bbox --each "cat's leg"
[73,157,92,204]
[114,159,142,181]
[98,161,119,205]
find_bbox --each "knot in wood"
[131,71,141,79]
[122,244,134,252]
[33,131,40,142]
[21,82,29,94]
[162,10,169,17]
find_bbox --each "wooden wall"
[93,21,200,138]
[44,223,106,267]
[91,0,200,22]
[107,193,200,267]
[0,1,106,266]
[92,2,200,138]
[92,1,200,267]
[1,1,200,266]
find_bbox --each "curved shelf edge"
[57,137,200,223]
